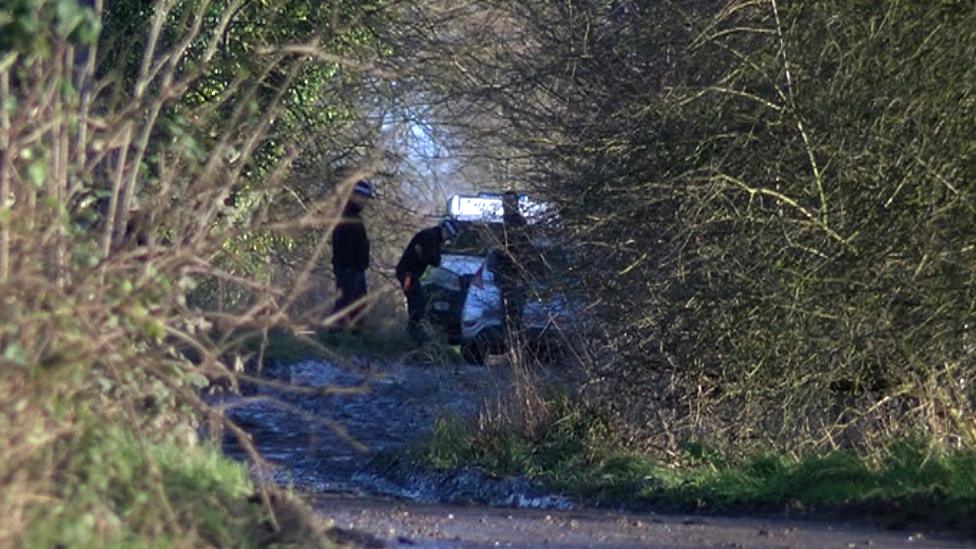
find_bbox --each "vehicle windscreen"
[444,219,576,284]
[443,221,506,256]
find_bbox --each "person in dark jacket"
[396,218,460,343]
[497,190,531,338]
[330,179,373,332]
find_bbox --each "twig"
[0,66,10,282]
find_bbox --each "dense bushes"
[0,0,393,544]
[434,1,976,453]
[593,2,974,452]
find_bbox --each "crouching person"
[395,218,460,344]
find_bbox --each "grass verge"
[14,426,332,548]
[252,324,464,367]
[410,397,976,530]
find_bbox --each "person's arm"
[332,223,349,266]
[359,225,370,270]
[430,229,442,268]
[421,228,441,268]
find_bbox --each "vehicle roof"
[446,193,549,223]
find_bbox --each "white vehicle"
[420,193,577,365]
[419,252,484,344]
[458,247,577,365]
[419,194,512,345]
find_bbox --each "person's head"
[502,190,519,213]
[347,179,373,211]
[440,218,460,242]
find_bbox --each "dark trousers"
[497,263,525,339]
[332,267,367,331]
[398,272,426,342]
[501,285,524,338]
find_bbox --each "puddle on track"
[212,357,573,506]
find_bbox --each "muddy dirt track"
[315,495,972,549]
[215,358,975,549]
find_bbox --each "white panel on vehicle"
[448,195,503,221]
[438,254,484,276]
[447,194,549,223]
